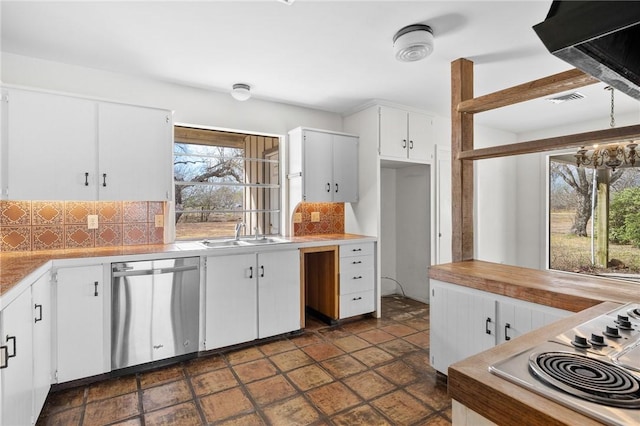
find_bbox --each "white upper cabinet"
[2,87,172,201]
[379,106,434,163]
[288,127,359,203]
[5,88,97,200]
[98,102,172,201]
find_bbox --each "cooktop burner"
[628,308,640,320]
[529,351,640,408]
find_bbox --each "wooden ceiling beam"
[457,68,599,115]
[458,124,640,161]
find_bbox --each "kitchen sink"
[199,237,290,249]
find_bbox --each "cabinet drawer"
[340,254,373,273]
[340,290,374,319]
[340,243,374,258]
[340,269,374,294]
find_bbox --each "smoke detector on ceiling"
[393,24,434,62]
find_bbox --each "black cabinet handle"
[353,276,363,280]
[335,183,339,193]
[409,140,414,149]
[102,173,107,187]
[326,183,331,192]
[6,335,16,358]
[352,296,362,301]
[352,261,362,264]
[94,281,99,297]
[402,139,407,148]
[260,265,265,278]
[485,317,492,335]
[352,248,362,252]
[84,172,89,186]
[505,323,512,341]
[35,304,43,323]
[249,266,253,279]
[0,345,7,369]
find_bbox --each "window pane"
[174,128,280,240]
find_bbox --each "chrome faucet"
[254,226,261,240]
[234,222,245,240]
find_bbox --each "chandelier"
[575,87,639,171]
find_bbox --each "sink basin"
[199,239,252,248]
[199,237,290,249]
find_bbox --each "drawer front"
[340,255,373,273]
[340,290,375,319]
[340,269,374,294]
[340,242,374,258]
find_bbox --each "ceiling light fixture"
[393,24,434,62]
[231,83,251,101]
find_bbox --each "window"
[174,126,280,240]
[549,154,640,280]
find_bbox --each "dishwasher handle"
[112,264,198,277]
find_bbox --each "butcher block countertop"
[0,233,371,298]
[429,260,640,312]
[449,302,621,426]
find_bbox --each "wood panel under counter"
[300,245,339,324]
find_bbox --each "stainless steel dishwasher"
[111,257,200,370]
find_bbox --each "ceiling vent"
[546,92,586,104]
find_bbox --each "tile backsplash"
[292,202,344,236]
[0,200,165,252]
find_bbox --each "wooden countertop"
[0,233,372,298]
[449,302,621,426]
[429,260,640,312]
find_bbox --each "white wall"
[380,167,397,295]
[1,53,343,136]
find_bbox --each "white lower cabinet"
[430,279,570,375]
[0,271,51,426]
[55,265,106,383]
[1,286,34,426]
[257,250,300,339]
[339,242,375,319]
[205,249,300,350]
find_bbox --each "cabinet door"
[32,272,52,417]
[379,106,408,159]
[205,254,257,349]
[1,288,34,426]
[258,250,301,339]
[302,130,333,202]
[430,280,495,375]
[332,135,358,202]
[98,103,172,201]
[6,89,97,200]
[497,298,570,344]
[407,112,434,162]
[56,265,105,383]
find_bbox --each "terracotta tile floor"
[37,297,451,425]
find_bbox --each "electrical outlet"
[311,212,320,222]
[154,214,164,228]
[293,212,302,223]
[87,215,98,229]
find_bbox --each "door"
[7,89,97,200]
[258,250,300,338]
[98,103,172,201]
[303,130,333,201]
[407,112,433,161]
[56,265,105,383]
[1,289,34,426]
[32,272,52,417]
[205,254,257,349]
[332,135,358,202]
[379,106,408,158]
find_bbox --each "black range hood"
[533,1,640,100]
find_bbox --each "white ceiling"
[1,0,639,135]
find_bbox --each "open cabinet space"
[380,162,431,302]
